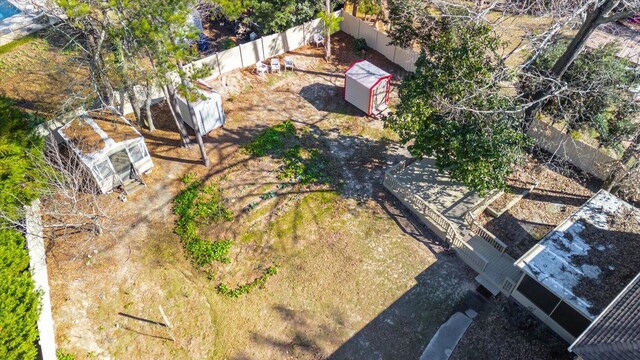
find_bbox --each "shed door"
[109,150,132,181]
[372,79,389,113]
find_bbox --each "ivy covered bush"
[173,177,233,267]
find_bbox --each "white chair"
[270,58,281,73]
[284,56,294,71]
[313,33,324,47]
[256,61,268,76]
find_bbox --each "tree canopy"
[0,98,43,360]
[386,21,530,193]
[521,41,639,151]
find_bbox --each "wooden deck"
[384,159,523,296]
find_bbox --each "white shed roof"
[345,61,391,89]
[516,190,640,319]
[58,108,143,164]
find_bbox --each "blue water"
[0,0,21,21]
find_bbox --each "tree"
[521,41,639,150]
[522,0,640,130]
[215,0,323,35]
[125,0,212,166]
[0,98,42,360]
[319,0,343,60]
[386,20,530,193]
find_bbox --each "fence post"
[357,19,361,37]
[215,53,223,77]
[238,44,245,68]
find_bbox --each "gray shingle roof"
[570,273,640,360]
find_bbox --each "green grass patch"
[217,266,278,298]
[243,120,296,157]
[0,34,39,55]
[280,147,329,185]
[173,178,233,267]
[244,121,330,185]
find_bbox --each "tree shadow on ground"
[233,257,477,360]
[298,82,363,116]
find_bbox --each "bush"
[217,266,278,298]
[0,99,43,360]
[353,37,367,54]
[173,180,234,267]
[56,350,75,360]
[0,229,41,360]
[220,38,237,50]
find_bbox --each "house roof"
[515,190,640,319]
[569,273,640,359]
[58,108,142,162]
[345,60,391,89]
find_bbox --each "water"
[0,0,21,21]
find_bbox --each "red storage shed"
[344,60,392,116]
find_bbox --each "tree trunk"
[176,67,210,167]
[352,0,358,16]
[144,81,156,132]
[127,88,142,125]
[325,0,332,61]
[165,83,191,148]
[522,0,622,133]
[603,131,640,191]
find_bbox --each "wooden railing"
[502,277,517,295]
[383,166,488,273]
[450,232,489,273]
[469,218,507,254]
[462,189,508,255]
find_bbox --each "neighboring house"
[0,0,52,46]
[570,273,640,360]
[384,159,640,354]
[57,108,153,195]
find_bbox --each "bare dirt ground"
[0,29,90,115]
[451,297,572,360]
[47,33,479,359]
[479,155,601,260]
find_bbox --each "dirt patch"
[451,297,572,360]
[0,28,90,114]
[571,211,640,315]
[479,156,600,259]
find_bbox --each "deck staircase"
[383,160,522,297]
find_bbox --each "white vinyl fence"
[185,11,339,80]
[338,11,419,72]
[527,119,619,180]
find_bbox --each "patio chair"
[256,61,269,76]
[313,33,324,47]
[284,56,295,71]
[270,58,281,73]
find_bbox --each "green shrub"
[173,180,234,267]
[56,350,75,360]
[353,37,367,54]
[0,229,41,360]
[217,266,278,298]
[220,38,237,50]
[243,120,296,157]
[0,99,43,360]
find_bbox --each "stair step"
[123,180,145,195]
[475,274,501,296]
